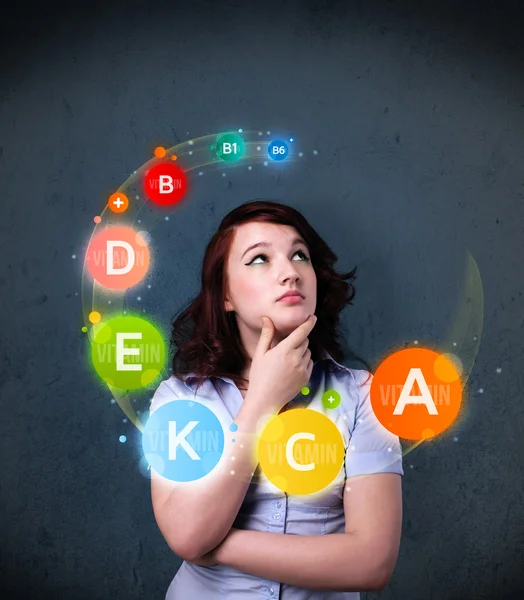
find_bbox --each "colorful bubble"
[107,192,129,214]
[89,311,101,324]
[91,315,165,391]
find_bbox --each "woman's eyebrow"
[241,237,307,259]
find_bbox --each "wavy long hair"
[170,200,360,394]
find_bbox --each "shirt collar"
[180,348,352,390]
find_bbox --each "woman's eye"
[247,250,310,265]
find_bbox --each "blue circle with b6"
[268,140,289,161]
[142,399,225,482]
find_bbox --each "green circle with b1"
[215,133,245,162]
[91,315,165,390]
[142,399,225,482]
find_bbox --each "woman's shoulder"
[319,351,373,388]
[149,373,232,417]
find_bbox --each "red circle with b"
[144,163,187,206]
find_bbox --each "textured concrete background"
[1,0,523,598]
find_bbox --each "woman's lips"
[278,295,305,304]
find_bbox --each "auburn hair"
[170,199,359,394]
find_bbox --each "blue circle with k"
[142,399,225,482]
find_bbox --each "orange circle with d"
[370,348,463,441]
[85,226,150,290]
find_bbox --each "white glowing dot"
[136,195,139,200]
[147,284,151,289]
[188,150,193,155]
[266,131,271,134]
[248,166,252,170]
[222,173,226,177]
[473,335,478,341]
[258,131,263,136]
[75,292,78,296]
[479,388,484,394]
[346,486,351,492]
[414,340,419,345]
[453,437,459,442]
[137,296,141,302]
[231,456,235,461]
[138,219,141,223]
[289,137,294,142]
[313,149,318,155]
[111,398,116,404]
[409,464,414,469]
[198,171,203,176]
[230,470,235,475]
[142,309,146,313]
[238,128,243,133]
[387,447,392,452]
[264,161,268,166]
[108,300,111,304]
[453,342,457,346]
[298,152,304,157]
[257,146,261,151]
[351,445,356,450]
[123,310,126,314]
[188,140,194,145]
[496,367,502,373]
[72,254,76,259]
[165,216,169,221]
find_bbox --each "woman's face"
[224,221,317,345]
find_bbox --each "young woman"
[150,200,404,599]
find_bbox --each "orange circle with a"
[370,348,463,441]
[107,192,129,213]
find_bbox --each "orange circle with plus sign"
[370,348,463,441]
[108,192,129,213]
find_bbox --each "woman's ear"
[224,299,234,312]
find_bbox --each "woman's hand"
[247,314,317,413]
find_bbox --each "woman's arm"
[192,473,402,593]
[211,528,385,592]
[151,396,265,561]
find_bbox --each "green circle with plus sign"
[322,389,341,410]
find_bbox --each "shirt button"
[276,502,282,508]
[274,513,280,520]
[269,588,275,595]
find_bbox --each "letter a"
[393,368,438,415]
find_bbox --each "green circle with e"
[215,133,244,162]
[91,315,165,390]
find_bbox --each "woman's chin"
[273,313,309,334]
